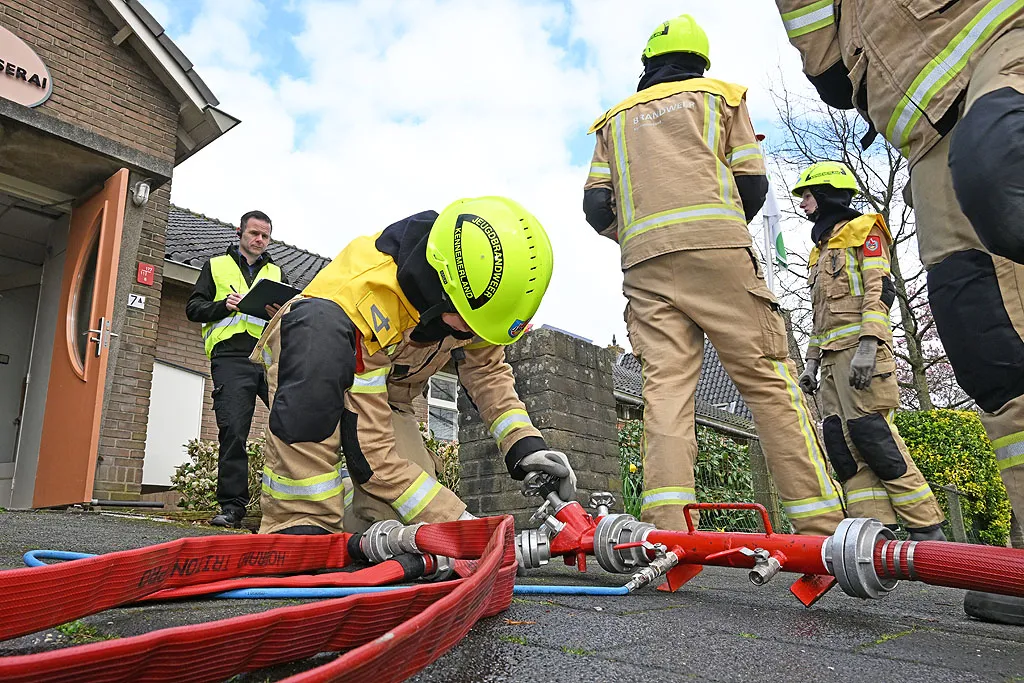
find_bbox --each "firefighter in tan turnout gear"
[776,0,1024,625]
[793,162,946,541]
[583,15,844,536]
[252,197,576,535]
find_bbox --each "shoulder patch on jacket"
[826,214,892,250]
[863,235,883,257]
[356,291,402,351]
[589,78,748,133]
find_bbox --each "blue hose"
[21,550,633,597]
[512,584,629,595]
[23,550,94,566]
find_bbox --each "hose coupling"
[360,520,425,563]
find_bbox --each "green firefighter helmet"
[642,14,711,70]
[791,161,860,196]
[425,196,553,346]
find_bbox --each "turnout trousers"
[623,247,844,536]
[254,298,463,534]
[913,28,1024,525]
[819,345,944,530]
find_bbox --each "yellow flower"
[629,463,638,473]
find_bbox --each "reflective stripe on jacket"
[806,213,893,360]
[584,78,766,269]
[776,0,1024,165]
[202,255,282,358]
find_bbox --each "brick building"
[0,0,758,509]
[0,0,236,507]
[141,207,462,496]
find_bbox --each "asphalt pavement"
[0,509,1021,682]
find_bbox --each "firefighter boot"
[210,507,245,529]
[964,591,1024,626]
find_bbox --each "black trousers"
[210,355,269,513]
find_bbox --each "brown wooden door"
[33,169,129,507]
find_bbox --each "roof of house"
[92,0,239,164]
[165,206,331,288]
[614,345,755,431]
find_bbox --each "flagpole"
[756,133,776,294]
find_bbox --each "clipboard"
[237,279,301,320]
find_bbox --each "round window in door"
[69,226,101,377]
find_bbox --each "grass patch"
[498,635,528,645]
[859,628,916,650]
[510,598,556,606]
[560,646,593,656]
[56,620,117,644]
[739,633,758,639]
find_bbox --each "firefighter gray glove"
[849,338,878,390]
[519,450,578,502]
[798,358,820,394]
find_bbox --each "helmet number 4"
[371,304,391,333]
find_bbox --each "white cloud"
[170,0,809,348]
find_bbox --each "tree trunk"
[889,247,934,410]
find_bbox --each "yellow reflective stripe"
[846,487,889,504]
[727,143,762,165]
[886,0,1024,150]
[203,313,266,340]
[393,471,443,522]
[781,0,835,39]
[704,93,734,209]
[810,323,862,346]
[611,112,636,226]
[771,360,835,496]
[783,494,845,518]
[891,483,935,507]
[862,311,890,328]
[846,249,864,296]
[589,162,611,178]
[862,257,890,273]
[490,409,532,447]
[993,431,1024,470]
[351,367,390,394]
[620,203,745,244]
[641,486,697,511]
[261,465,345,501]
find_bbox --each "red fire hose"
[0,516,517,683]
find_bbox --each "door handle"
[86,317,111,357]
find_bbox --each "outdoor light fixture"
[131,180,151,207]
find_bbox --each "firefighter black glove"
[798,358,820,394]
[849,338,878,390]
[519,450,577,502]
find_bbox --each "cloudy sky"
[147,0,814,347]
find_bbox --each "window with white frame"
[428,373,459,442]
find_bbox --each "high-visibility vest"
[202,254,282,358]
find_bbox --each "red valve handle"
[681,502,775,534]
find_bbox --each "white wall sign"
[0,26,52,108]
[128,293,146,310]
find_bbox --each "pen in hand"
[227,285,242,312]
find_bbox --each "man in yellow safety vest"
[186,210,288,528]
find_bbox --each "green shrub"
[419,422,460,495]
[894,410,1011,546]
[171,437,265,512]
[619,420,644,518]
[619,419,756,530]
